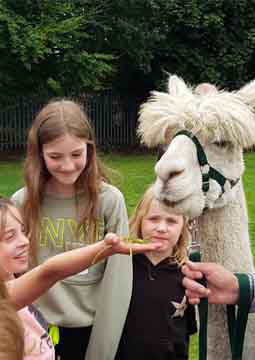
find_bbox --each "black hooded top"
[115,254,197,360]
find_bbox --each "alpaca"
[138,75,255,360]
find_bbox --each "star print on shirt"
[171,295,187,318]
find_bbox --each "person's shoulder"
[11,187,27,206]
[99,182,127,213]
[100,181,124,199]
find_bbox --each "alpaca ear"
[194,83,218,95]
[236,79,255,109]
[168,74,191,96]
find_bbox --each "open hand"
[104,233,162,255]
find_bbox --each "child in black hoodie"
[115,186,197,360]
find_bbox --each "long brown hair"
[129,186,190,265]
[0,280,24,360]
[22,99,108,260]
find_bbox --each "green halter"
[174,130,240,196]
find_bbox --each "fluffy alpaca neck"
[196,181,254,272]
[195,181,255,360]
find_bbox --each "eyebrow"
[71,148,85,152]
[147,212,179,219]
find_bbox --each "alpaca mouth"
[161,193,191,208]
[162,198,183,207]
[154,182,191,208]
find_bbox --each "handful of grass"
[91,235,149,265]
[121,235,149,257]
[121,235,149,244]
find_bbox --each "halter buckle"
[187,218,200,257]
[188,242,201,256]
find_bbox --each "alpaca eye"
[213,140,231,148]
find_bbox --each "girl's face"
[141,199,184,259]
[43,134,87,194]
[0,206,30,277]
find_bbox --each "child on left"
[0,198,161,360]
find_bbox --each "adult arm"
[7,233,160,310]
[183,261,255,311]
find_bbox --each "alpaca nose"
[155,159,184,183]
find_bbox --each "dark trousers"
[55,326,92,360]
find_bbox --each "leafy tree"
[154,0,255,90]
[1,0,255,99]
[0,0,115,98]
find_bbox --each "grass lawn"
[0,151,254,359]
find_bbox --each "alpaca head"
[138,75,255,218]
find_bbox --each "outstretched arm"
[8,233,161,310]
[182,261,240,305]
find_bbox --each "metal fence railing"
[0,91,139,151]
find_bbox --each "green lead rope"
[189,250,208,360]
[188,251,250,360]
[227,273,250,360]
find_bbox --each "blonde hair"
[0,280,24,360]
[22,99,108,261]
[129,186,190,265]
